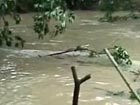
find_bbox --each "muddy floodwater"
[0,11,140,105]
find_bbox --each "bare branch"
[79,74,91,84]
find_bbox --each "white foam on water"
[93,96,112,101]
[95,81,110,85]
[10,76,17,79]
[80,19,100,26]
[0,48,91,58]
[127,60,140,71]
[80,19,93,23]
[50,40,63,43]
[111,28,140,39]
[54,74,61,78]
[11,72,18,75]
[26,42,58,46]
[94,96,105,101]
[79,99,89,102]
[105,103,120,105]
[132,60,140,66]
[65,83,73,86]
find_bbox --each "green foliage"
[112,46,132,65]
[0,0,75,47]
[33,0,75,39]
[0,0,21,21]
[99,0,140,22]
[121,0,132,10]
[99,0,118,22]
[0,22,12,47]
[13,13,21,24]
[129,89,140,100]
[0,0,23,47]
[99,0,116,12]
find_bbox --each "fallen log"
[71,66,91,105]
[48,45,97,56]
[104,48,140,104]
[47,45,110,57]
[48,48,75,56]
[47,45,116,57]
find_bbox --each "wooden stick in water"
[48,48,75,56]
[71,66,91,105]
[104,48,140,104]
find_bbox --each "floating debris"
[106,91,125,97]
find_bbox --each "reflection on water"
[0,11,140,105]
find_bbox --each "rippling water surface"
[0,11,140,105]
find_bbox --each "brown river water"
[0,11,140,105]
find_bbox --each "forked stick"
[71,66,91,105]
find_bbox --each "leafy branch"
[99,0,140,22]
[0,0,24,47]
[112,46,132,65]
[33,0,75,39]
